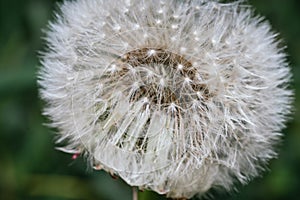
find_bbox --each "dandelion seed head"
[39,0,293,198]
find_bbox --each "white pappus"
[38,0,293,199]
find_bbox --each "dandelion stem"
[132,187,138,200]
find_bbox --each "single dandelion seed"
[38,0,293,199]
[177,64,184,70]
[147,49,157,57]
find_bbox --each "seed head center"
[108,48,210,109]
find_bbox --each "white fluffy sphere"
[39,0,293,198]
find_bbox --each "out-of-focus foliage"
[0,0,299,199]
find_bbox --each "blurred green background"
[0,0,299,199]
